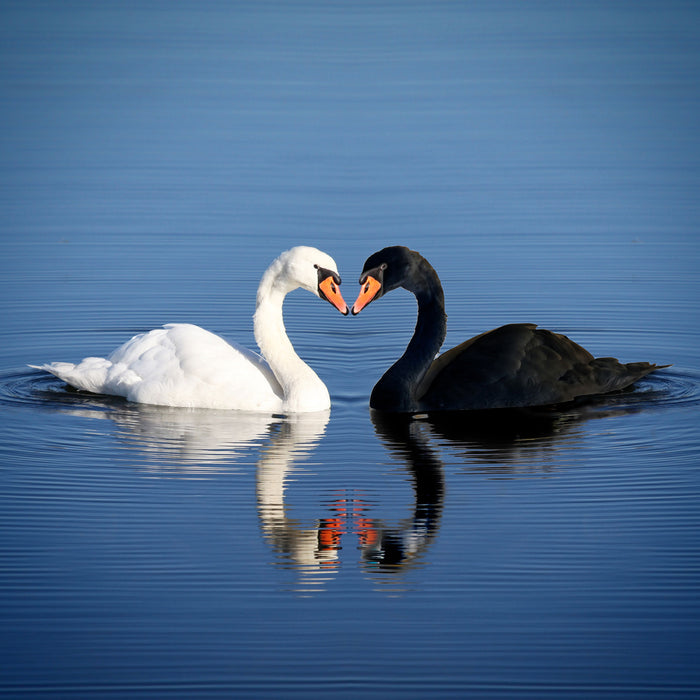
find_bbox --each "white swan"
[32,246,349,412]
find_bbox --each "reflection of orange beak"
[318,517,344,550]
[351,275,382,315]
[319,276,349,315]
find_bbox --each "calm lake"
[2,2,700,698]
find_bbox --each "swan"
[351,246,666,413]
[32,246,349,412]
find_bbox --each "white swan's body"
[32,247,348,412]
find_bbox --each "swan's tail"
[590,359,671,394]
[29,358,116,394]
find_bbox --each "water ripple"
[0,367,126,413]
[3,365,698,414]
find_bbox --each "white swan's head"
[261,246,349,315]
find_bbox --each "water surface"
[1,2,699,698]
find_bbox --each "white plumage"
[32,246,348,412]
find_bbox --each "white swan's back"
[32,247,348,412]
[33,324,284,410]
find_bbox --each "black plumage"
[352,246,666,413]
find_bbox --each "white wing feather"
[34,324,285,411]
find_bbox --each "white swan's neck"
[254,270,330,412]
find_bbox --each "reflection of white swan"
[41,397,335,580]
[59,404,281,470]
[64,402,335,577]
[255,412,341,577]
[31,247,348,412]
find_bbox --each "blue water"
[1,2,700,698]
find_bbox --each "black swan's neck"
[370,258,447,412]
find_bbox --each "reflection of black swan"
[364,412,445,571]
[429,407,564,442]
[423,408,580,472]
[352,246,667,413]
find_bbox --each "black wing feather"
[420,324,660,411]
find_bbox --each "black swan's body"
[352,246,666,413]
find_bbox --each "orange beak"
[319,275,349,315]
[352,275,382,315]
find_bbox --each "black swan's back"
[418,323,663,411]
